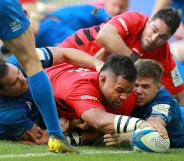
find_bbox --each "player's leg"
[0,0,78,153]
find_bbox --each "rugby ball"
[130,127,170,153]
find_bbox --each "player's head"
[134,59,163,106]
[0,58,28,96]
[104,0,129,17]
[141,7,181,51]
[99,54,137,109]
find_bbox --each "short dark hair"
[0,58,9,90]
[100,54,137,82]
[135,59,164,84]
[151,7,181,35]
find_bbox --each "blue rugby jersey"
[36,4,109,47]
[0,48,52,140]
[131,88,184,148]
[172,0,184,23]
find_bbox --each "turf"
[0,141,184,161]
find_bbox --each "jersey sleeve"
[108,12,147,39]
[147,90,180,126]
[4,118,34,140]
[0,109,34,141]
[159,43,184,94]
[149,104,173,125]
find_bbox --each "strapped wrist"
[114,115,143,133]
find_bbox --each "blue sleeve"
[5,118,34,140]
[0,109,34,141]
[7,55,22,69]
[7,47,53,69]
[149,104,173,125]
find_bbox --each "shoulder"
[0,93,35,123]
[115,11,148,22]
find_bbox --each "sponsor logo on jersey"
[81,95,99,101]
[171,66,183,87]
[26,101,32,110]
[152,104,170,116]
[10,20,21,32]
[118,18,129,36]
[132,48,143,57]
[68,68,90,73]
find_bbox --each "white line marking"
[0,150,133,158]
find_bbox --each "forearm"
[94,48,110,62]
[96,24,133,57]
[173,90,184,106]
[49,47,103,69]
[152,0,171,16]
[81,109,143,134]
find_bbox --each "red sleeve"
[158,43,184,94]
[108,12,148,39]
[19,0,36,3]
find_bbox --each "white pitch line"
[0,150,133,159]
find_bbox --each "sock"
[65,131,82,146]
[28,70,63,137]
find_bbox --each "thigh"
[0,0,30,40]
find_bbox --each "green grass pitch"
[0,141,184,161]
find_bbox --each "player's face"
[140,18,171,51]
[0,64,28,96]
[133,77,161,106]
[105,0,129,17]
[100,72,134,109]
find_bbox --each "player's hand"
[70,119,89,130]
[20,127,48,144]
[59,117,71,133]
[26,127,48,144]
[138,121,168,139]
[103,134,121,145]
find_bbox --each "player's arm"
[96,24,138,62]
[146,116,166,127]
[18,123,48,144]
[103,133,131,146]
[38,47,104,70]
[173,91,184,106]
[151,0,171,16]
[80,108,166,136]
[94,48,111,62]
[104,117,167,146]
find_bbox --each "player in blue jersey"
[0,0,80,153]
[35,4,109,47]
[104,59,184,148]
[33,0,128,47]
[0,47,103,143]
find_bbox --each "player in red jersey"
[43,55,167,145]
[59,8,184,106]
